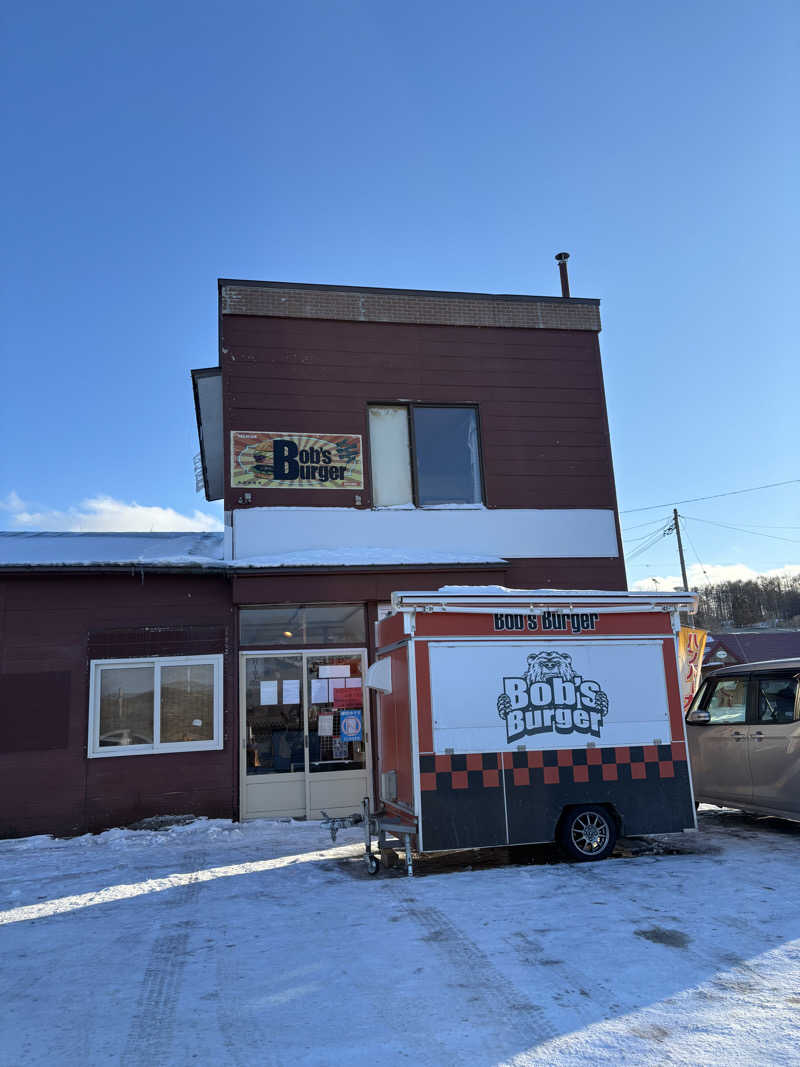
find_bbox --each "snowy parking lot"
[1,809,799,1066]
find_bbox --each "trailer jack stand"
[402,832,413,878]
[323,799,417,876]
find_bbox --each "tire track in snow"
[395,890,559,1054]
[119,857,205,1067]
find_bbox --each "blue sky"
[2,1,798,587]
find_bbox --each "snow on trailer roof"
[391,586,698,611]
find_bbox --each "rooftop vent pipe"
[555,252,570,298]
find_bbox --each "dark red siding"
[230,565,508,614]
[0,572,236,838]
[221,316,619,513]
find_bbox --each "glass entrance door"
[243,654,305,819]
[305,653,367,819]
[241,650,371,820]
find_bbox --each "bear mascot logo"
[496,650,609,741]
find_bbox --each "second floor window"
[368,404,483,507]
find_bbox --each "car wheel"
[558,805,617,862]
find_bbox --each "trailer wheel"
[558,806,616,862]
[365,854,381,876]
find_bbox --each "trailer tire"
[365,854,381,876]
[558,805,617,862]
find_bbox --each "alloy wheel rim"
[571,812,609,854]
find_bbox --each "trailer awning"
[390,587,698,614]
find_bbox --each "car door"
[747,672,800,817]
[686,674,752,806]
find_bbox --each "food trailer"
[355,587,698,874]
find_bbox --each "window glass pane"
[245,656,304,775]
[240,605,366,646]
[706,678,747,724]
[306,654,365,774]
[412,407,482,506]
[160,664,215,743]
[755,677,797,724]
[98,666,154,747]
[368,406,413,506]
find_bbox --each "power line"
[625,527,671,544]
[734,524,800,531]
[625,520,673,562]
[621,515,673,532]
[620,477,800,514]
[681,514,800,545]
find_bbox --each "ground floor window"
[239,604,366,647]
[88,655,223,757]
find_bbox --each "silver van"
[686,658,800,821]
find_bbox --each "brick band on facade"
[220,282,602,332]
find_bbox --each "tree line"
[692,574,800,630]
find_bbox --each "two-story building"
[0,272,626,837]
[194,277,626,825]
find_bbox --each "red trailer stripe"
[415,641,434,752]
[662,638,687,742]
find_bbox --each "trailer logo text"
[493,611,599,634]
[496,651,609,742]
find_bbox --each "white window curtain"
[368,406,413,506]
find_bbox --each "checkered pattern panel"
[420,752,501,791]
[420,743,686,791]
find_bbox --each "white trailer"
[357,587,697,873]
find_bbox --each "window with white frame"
[368,404,483,507]
[88,655,223,757]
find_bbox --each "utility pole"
[673,508,689,591]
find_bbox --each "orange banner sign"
[678,626,708,714]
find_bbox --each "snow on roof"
[0,532,225,567]
[0,533,505,571]
[229,548,506,569]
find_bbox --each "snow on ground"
[1,810,799,1066]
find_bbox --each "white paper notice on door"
[311,679,330,704]
[282,679,300,704]
[345,678,361,689]
[259,681,278,706]
[319,664,350,678]
[318,713,334,737]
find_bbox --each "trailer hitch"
[322,798,415,876]
[320,809,363,844]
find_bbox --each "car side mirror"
[687,708,711,724]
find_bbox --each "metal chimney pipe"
[555,252,570,298]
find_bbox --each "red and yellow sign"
[678,626,708,714]
[231,431,363,490]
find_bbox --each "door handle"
[732,731,745,741]
[752,731,764,741]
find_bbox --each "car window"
[706,677,747,724]
[755,676,798,724]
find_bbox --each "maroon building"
[0,272,626,837]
